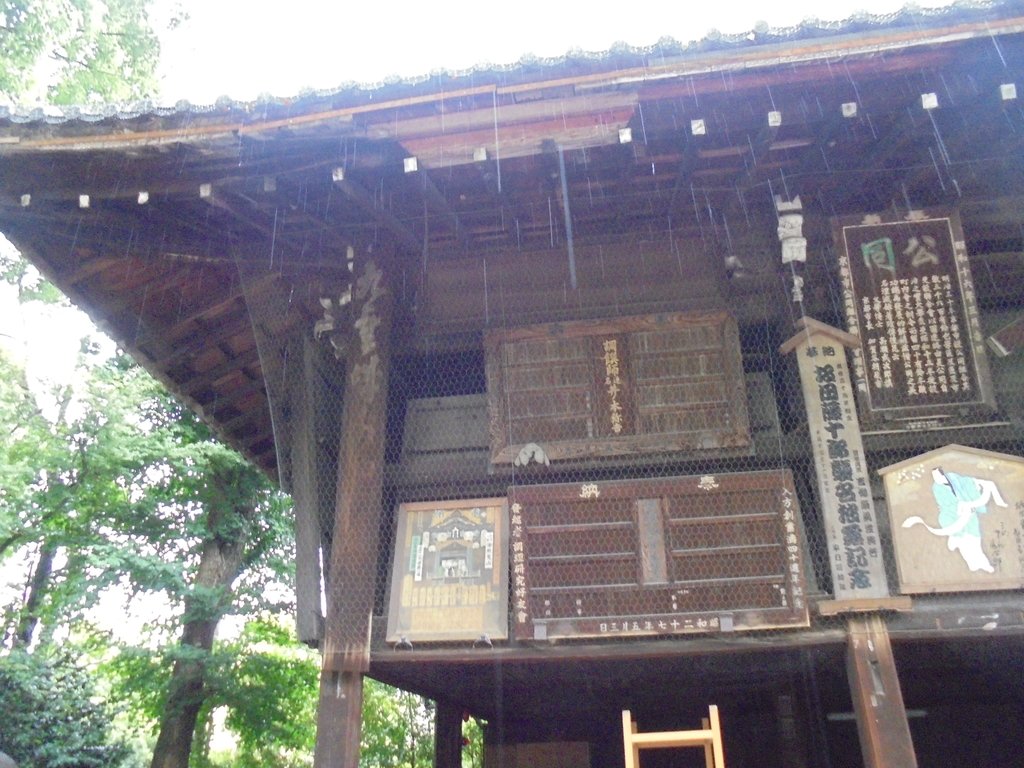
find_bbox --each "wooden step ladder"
[622,705,725,768]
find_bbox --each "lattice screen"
[233,188,1024,666]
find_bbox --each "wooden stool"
[622,705,725,768]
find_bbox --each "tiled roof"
[0,0,1011,126]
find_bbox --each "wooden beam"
[0,150,354,202]
[817,597,913,616]
[322,254,392,670]
[208,183,368,262]
[158,271,306,370]
[727,120,780,190]
[1,202,258,269]
[331,172,420,255]
[414,169,470,248]
[201,186,277,238]
[251,178,366,259]
[1,229,277,479]
[179,346,263,396]
[846,615,918,768]
[201,376,268,419]
[364,90,636,144]
[823,96,927,211]
[401,110,632,168]
[99,261,203,321]
[63,254,123,286]
[219,408,261,436]
[158,315,252,369]
[238,424,276,451]
[253,441,278,467]
[895,90,1024,205]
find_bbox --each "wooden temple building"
[3,3,1024,766]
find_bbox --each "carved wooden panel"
[508,470,809,641]
[485,312,750,464]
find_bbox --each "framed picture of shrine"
[833,208,997,431]
[386,498,509,643]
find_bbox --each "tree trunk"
[149,484,255,768]
[15,541,56,648]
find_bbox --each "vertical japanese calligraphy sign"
[781,318,890,599]
[833,209,996,430]
[386,498,509,642]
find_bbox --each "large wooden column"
[314,256,393,768]
[292,336,326,645]
[774,692,811,768]
[846,615,917,768]
[434,701,464,768]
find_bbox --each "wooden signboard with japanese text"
[781,318,890,599]
[508,471,809,641]
[879,445,1024,594]
[386,498,509,642]
[485,312,750,464]
[834,209,996,430]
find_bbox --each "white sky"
[154,0,938,103]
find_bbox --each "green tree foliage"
[360,679,435,768]
[1,344,295,640]
[0,647,131,767]
[107,618,320,768]
[0,343,298,765]
[0,0,160,104]
[361,682,483,768]
[1,353,198,643]
[0,348,43,543]
[218,620,319,766]
[462,716,484,768]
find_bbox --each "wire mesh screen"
[5,21,1024,767]
[219,47,1024,675]
[231,188,1022,665]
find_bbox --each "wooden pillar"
[314,256,393,768]
[434,701,464,768]
[293,336,325,645]
[775,692,810,768]
[845,615,917,768]
[315,671,366,768]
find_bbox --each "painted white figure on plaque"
[902,468,1007,573]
